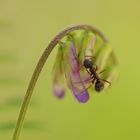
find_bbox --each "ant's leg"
[92,78,96,84]
[86,84,92,90]
[95,64,98,71]
[86,69,92,75]
[100,78,111,86]
[86,78,96,90]
[93,64,98,72]
[98,69,106,75]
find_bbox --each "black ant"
[83,58,111,92]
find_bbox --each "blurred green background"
[0,0,140,140]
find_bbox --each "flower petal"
[53,84,65,98]
[76,90,90,103]
[63,41,90,103]
[52,46,65,98]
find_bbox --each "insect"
[83,58,111,92]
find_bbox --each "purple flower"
[64,42,89,103]
[52,31,117,103]
[52,33,95,103]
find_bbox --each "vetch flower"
[52,30,118,103]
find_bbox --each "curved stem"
[12,24,108,140]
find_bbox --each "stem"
[12,24,108,140]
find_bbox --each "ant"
[83,58,111,92]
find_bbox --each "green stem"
[12,24,108,140]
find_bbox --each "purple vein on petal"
[64,41,89,103]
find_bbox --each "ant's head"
[95,80,104,92]
[83,59,93,68]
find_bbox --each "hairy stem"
[12,24,108,140]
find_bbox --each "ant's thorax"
[89,66,99,80]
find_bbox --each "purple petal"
[69,76,89,103]
[64,42,90,103]
[53,84,65,99]
[76,90,89,103]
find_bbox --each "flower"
[52,31,118,103]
